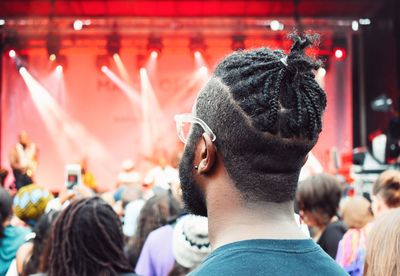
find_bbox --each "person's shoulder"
[146,224,174,243]
[312,249,349,275]
[325,220,348,235]
[189,239,348,276]
[4,225,31,238]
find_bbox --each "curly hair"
[190,33,327,203]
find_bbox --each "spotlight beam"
[101,66,141,105]
[113,53,133,86]
[19,67,115,169]
[139,68,164,155]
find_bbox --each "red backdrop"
[1,37,352,191]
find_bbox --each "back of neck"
[207,197,308,250]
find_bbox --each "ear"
[197,133,216,174]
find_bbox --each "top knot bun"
[286,33,322,73]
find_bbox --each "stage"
[1,0,397,191]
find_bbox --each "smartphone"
[65,164,82,190]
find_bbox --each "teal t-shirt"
[189,239,348,276]
[0,225,31,276]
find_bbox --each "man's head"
[179,34,327,216]
[18,131,30,147]
[46,197,133,275]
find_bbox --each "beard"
[178,138,208,217]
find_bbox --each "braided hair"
[192,33,327,203]
[44,197,133,276]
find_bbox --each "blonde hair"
[340,196,373,228]
[365,208,400,276]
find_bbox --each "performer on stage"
[9,131,38,190]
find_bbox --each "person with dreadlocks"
[37,197,137,276]
[174,33,347,275]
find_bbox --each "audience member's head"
[371,169,400,217]
[297,173,342,228]
[169,215,210,276]
[121,187,143,208]
[20,210,60,276]
[42,197,133,276]
[364,208,400,276]
[340,196,373,229]
[125,193,182,268]
[0,187,13,237]
[177,33,327,217]
[13,184,53,227]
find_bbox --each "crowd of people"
[0,33,399,276]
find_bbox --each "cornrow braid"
[192,32,328,203]
[45,197,133,276]
[213,32,325,140]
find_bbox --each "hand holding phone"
[65,164,82,190]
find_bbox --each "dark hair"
[191,33,326,203]
[43,197,133,276]
[0,187,13,237]
[0,168,8,187]
[125,193,181,268]
[296,173,342,225]
[21,211,59,276]
[372,170,400,208]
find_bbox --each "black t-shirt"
[317,220,348,259]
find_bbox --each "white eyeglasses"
[174,113,217,144]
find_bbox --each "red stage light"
[9,49,16,58]
[334,48,346,60]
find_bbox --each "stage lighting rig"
[14,54,28,71]
[47,32,61,61]
[231,34,246,51]
[106,32,121,56]
[332,35,347,61]
[270,20,284,31]
[55,55,67,71]
[189,35,206,57]
[4,30,23,52]
[147,35,163,57]
[8,49,16,58]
